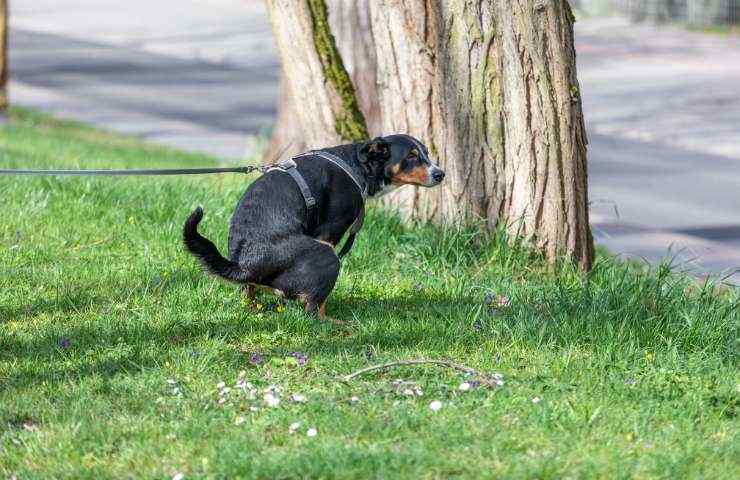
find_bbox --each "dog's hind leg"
[243,284,257,301]
[271,238,341,324]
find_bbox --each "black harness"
[270,150,367,259]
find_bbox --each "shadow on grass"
[1,284,481,388]
[0,293,111,324]
[3,270,737,390]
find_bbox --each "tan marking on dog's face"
[390,163,430,186]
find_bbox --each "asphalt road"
[6,2,740,282]
[577,18,740,281]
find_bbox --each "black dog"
[183,135,444,321]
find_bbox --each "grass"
[1,108,738,479]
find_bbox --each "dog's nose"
[432,169,445,183]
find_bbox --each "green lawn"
[1,108,738,479]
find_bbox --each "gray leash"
[1,154,366,259]
[0,165,266,176]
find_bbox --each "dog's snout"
[432,169,445,183]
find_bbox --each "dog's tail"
[183,207,251,283]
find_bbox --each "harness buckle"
[277,159,297,170]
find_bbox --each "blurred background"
[5,0,740,282]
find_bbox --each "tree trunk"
[369,0,593,269]
[266,0,594,270]
[327,0,380,136]
[264,0,374,162]
[687,0,728,26]
[0,0,8,114]
[622,0,685,23]
[263,73,305,162]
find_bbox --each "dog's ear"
[359,137,392,196]
[359,137,391,167]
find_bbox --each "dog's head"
[359,135,445,196]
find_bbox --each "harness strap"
[336,206,365,258]
[268,159,318,232]
[297,150,367,258]
[295,150,367,199]
[274,151,367,259]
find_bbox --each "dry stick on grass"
[342,359,494,385]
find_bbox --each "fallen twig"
[341,359,485,383]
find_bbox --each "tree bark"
[264,73,305,162]
[264,0,373,162]
[0,0,8,114]
[327,0,380,135]
[370,0,593,269]
[266,0,594,270]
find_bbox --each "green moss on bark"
[307,0,369,142]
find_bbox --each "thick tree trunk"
[370,0,593,269]
[264,73,305,162]
[0,0,8,114]
[625,0,677,23]
[264,0,373,162]
[327,0,380,135]
[266,0,594,270]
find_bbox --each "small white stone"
[234,416,246,426]
[172,474,185,480]
[289,422,301,433]
[532,397,541,404]
[429,400,443,412]
[291,394,307,403]
[249,406,259,412]
[402,388,414,396]
[306,427,318,437]
[458,382,471,391]
[264,393,280,407]
[350,396,360,403]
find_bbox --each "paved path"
[577,18,740,282]
[6,3,740,282]
[8,0,278,159]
